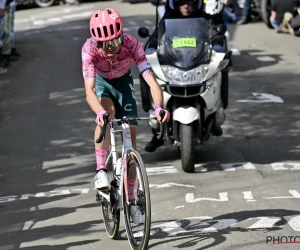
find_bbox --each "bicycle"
[95,111,166,250]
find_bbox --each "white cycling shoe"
[130,205,145,224]
[94,170,110,191]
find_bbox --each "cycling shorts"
[95,70,138,126]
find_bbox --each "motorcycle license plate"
[172,38,196,48]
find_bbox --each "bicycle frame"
[99,121,142,211]
[96,113,166,210]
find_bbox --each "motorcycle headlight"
[161,65,209,85]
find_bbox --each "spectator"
[270,0,295,32]
[237,0,251,25]
[280,2,300,36]
[0,0,7,73]
[223,0,243,23]
[9,0,20,61]
[2,0,19,67]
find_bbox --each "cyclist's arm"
[143,72,163,107]
[84,78,104,114]
[82,44,104,114]
[132,39,163,106]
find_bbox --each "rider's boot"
[144,128,164,152]
[94,148,109,191]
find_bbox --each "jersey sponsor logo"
[110,13,119,20]
[124,104,133,111]
[129,83,136,101]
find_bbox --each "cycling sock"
[127,178,136,201]
[95,147,108,171]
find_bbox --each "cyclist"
[82,8,170,223]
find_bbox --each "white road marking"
[194,163,208,172]
[237,92,284,103]
[49,190,71,196]
[271,162,300,170]
[220,163,235,171]
[20,193,46,200]
[283,215,300,231]
[243,191,256,202]
[151,215,300,235]
[185,192,228,203]
[22,220,35,230]
[73,189,90,194]
[202,219,237,232]
[220,162,256,171]
[146,166,177,175]
[263,190,300,199]
[175,205,184,209]
[247,216,282,229]
[1,188,300,204]
[149,183,195,188]
[152,221,188,235]
[0,196,18,203]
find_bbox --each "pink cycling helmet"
[89,8,123,42]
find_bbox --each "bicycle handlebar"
[95,110,166,144]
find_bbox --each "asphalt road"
[0,1,300,249]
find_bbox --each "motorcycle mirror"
[138,27,150,38]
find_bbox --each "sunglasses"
[97,35,123,50]
[178,0,194,6]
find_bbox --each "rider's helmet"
[204,0,224,15]
[168,0,202,12]
[89,8,123,47]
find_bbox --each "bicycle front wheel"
[101,151,120,239]
[123,150,151,250]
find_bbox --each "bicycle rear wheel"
[100,151,120,239]
[123,150,151,250]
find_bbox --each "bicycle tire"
[123,150,151,250]
[101,151,120,239]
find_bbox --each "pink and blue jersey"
[82,33,153,81]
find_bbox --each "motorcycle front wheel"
[180,123,195,173]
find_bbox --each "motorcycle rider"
[144,0,230,152]
[148,0,226,51]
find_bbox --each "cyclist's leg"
[94,74,116,190]
[112,71,146,223]
[109,71,142,206]
[106,70,138,150]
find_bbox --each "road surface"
[0,2,300,249]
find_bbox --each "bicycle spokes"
[123,151,151,249]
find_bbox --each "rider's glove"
[155,103,170,123]
[95,110,109,125]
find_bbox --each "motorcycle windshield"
[158,18,211,69]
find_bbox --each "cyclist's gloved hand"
[155,103,170,124]
[95,110,110,126]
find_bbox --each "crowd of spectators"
[223,0,300,37]
[0,0,22,74]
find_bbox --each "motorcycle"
[138,17,231,173]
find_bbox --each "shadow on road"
[0,9,298,249]
[146,209,300,249]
